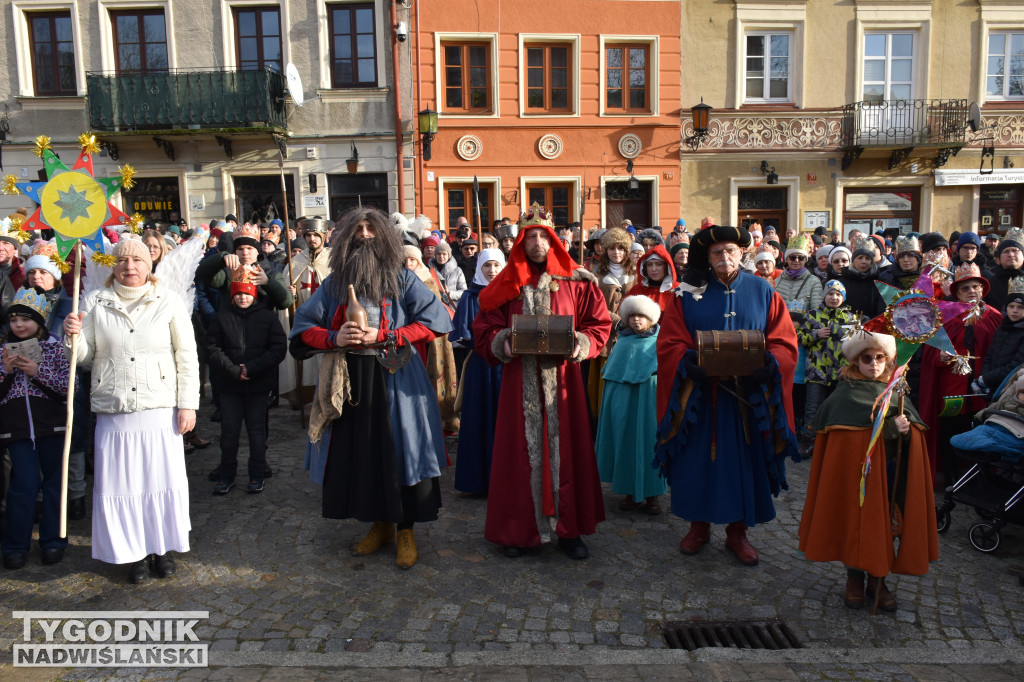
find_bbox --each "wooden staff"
[59,241,83,538]
[473,174,483,246]
[873,389,906,615]
[579,166,587,264]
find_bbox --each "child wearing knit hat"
[796,279,862,455]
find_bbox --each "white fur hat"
[841,330,896,363]
[618,294,661,325]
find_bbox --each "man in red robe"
[919,262,1002,485]
[474,204,612,560]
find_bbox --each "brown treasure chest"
[511,314,575,356]
[695,329,765,377]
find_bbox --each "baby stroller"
[935,365,1024,553]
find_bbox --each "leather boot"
[352,522,395,556]
[724,522,759,566]
[395,529,417,569]
[844,574,865,609]
[866,576,897,612]
[185,430,211,450]
[678,522,711,555]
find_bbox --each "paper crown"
[520,203,554,230]
[1009,276,1024,297]
[851,237,876,254]
[8,286,54,325]
[233,223,261,247]
[229,265,259,297]
[894,235,921,255]
[23,240,65,280]
[1002,227,1024,247]
[0,215,31,247]
[953,262,984,282]
[755,242,774,255]
[786,233,812,255]
[31,241,58,259]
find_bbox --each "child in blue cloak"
[595,294,668,514]
[450,248,506,495]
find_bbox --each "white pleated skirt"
[92,407,191,564]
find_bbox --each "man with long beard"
[473,204,612,560]
[289,208,452,569]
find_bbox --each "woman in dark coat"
[450,249,505,495]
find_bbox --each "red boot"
[725,522,759,565]
[678,522,711,555]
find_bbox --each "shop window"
[980,186,1021,235]
[328,173,388,219]
[28,11,77,95]
[842,188,919,241]
[233,175,295,224]
[121,176,181,228]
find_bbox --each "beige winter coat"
[67,283,200,414]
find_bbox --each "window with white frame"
[862,32,915,103]
[987,31,1024,99]
[744,32,791,102]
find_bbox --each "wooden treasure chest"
[695,329,765,377]
[511,314,576,356]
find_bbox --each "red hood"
[636,245,678,288]
[478,224,578,312]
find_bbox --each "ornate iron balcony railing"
[86,68,287,132]
[841,98,969,148]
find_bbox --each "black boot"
[128,556,153,584]
[153,554,176,579]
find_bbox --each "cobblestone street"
[2,399,1024,680]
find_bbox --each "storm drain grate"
[661,619,802,651]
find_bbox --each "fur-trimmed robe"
[474,267,612,547]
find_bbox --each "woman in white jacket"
[64,238,199,584]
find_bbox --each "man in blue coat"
[289,207,452,570]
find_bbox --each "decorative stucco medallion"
[538,134,563,159]
[618,133,642,159]
[457,135,483,161]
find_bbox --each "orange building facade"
[413,0,682,233]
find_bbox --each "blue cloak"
[290,269,453,486]
[654,272,799,527]
[450,283,503,494]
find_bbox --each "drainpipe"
[414,0,425,216]
[391,0,406,213]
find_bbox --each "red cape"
[478,224,578,313]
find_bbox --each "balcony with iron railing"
[840,98,970,169]
[86,68,287,133]
[840,98,969,148]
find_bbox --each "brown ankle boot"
[866,576,897,612]
[395,529,418,569]
[352,522,395,556]
[724,522,759,565]
[844,574,865,609]
[679,522,711,554]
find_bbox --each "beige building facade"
[0,0,416,228]
[681,0,1024,240]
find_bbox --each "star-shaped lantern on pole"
[3,133,142,265]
